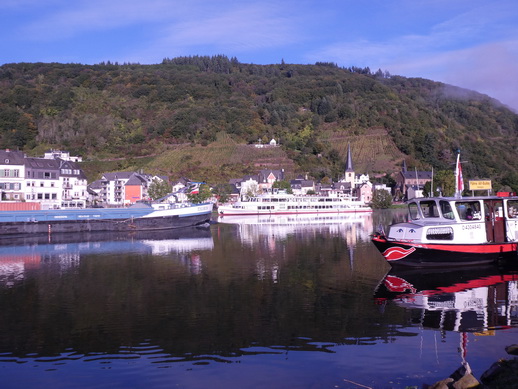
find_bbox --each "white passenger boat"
[218,194,372,216]
[372,195,518,267]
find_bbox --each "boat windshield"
[439,200,455,220]
[507,200,518,218]
[419,200,440,218]
[408,203,420,220]
[455,201,482,221]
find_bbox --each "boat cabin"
[389,196,518,244]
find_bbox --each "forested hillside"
[1,56,518,189]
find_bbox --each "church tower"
[344,143,355,185]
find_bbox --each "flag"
[456,153,464,196]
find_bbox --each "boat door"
[484,199,506,242]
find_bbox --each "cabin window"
[420,201,439,218]
[408,203,420,220]
[507,200,518,218]
[455,201,482,221]
[440,201,455,220]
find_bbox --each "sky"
[1,0,518,112]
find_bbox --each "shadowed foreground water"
[0,210,517,388]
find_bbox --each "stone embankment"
[426,344,518,388]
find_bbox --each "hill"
[1,57,517,189]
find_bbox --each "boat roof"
[407,195,518,203]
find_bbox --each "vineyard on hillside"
[141,133,296,183]
[324,128,406,174]
[81,129,405,183]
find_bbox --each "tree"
[433,170,455,197]
[244,182,260,199]
[272,180,292,194]
[147,178,171,200]
[187,184,212,204]
[371,189,392,209]
[212,183,233,203]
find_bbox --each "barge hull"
[0,210,211,237]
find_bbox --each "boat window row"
[410,200,483,221]
[255,197,343,203]
[455,201,482,220]
[286,205,353,210]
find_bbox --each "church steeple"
[344,143,355,185]
[345,143,354,172]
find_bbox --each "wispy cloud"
[307,2,518,110]
[18,0,185,40]
[118,2,305,63]
[157,5,297,51]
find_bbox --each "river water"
[0,210,517,389]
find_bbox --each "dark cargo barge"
[0,202,213,237]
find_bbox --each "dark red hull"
[371,233,518,267]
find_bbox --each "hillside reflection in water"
[0,210,517,389]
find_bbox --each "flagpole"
[455,153,460,197]
[455,151,464,198]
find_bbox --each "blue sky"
[2,0,518,111]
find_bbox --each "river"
[0,210,516,388]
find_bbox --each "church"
[394,160,433,200]
[335,144,373,203]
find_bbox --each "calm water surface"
[0,210,517,389]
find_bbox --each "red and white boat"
[372,194,518,267]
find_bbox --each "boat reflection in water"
[375,262,518,385]
[375,263,518,331]
[0,227,213,288]
[218,213,373,244]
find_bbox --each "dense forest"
[1,55,518,189]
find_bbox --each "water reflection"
[218,213,375,278]
[0,227,213,288]
[1,211,516,388]
[375,264,518,332]
[218,212,373,244]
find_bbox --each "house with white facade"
[24,157,87,209]
[44,149,83,163]
[0,150,26,202]
[92,171,167,206]
[57,159,88,208]
[290,176,315,195]
[97,172,135,206]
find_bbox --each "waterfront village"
[0,145,434,210]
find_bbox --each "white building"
[58,159,88,208]
[25,157,87,209]
[240,176,260,198]
[0,149,88,209]
[44,149,83,162]
[0,150,26,202]
[92,171,167,206]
